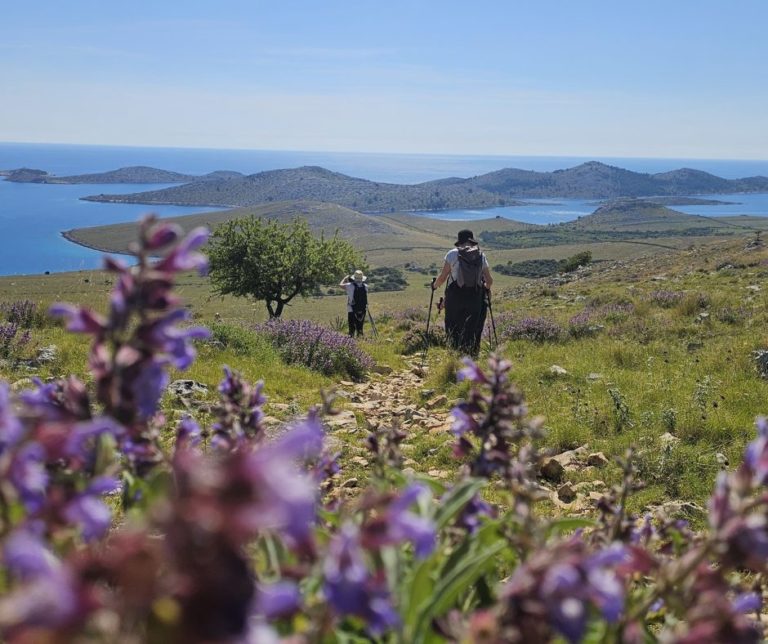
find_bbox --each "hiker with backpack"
[340,270,369,337]
[432,229,493,356]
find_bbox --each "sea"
[2,141,768,277]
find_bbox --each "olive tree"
[207,216,362,318]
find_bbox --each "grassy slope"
[6,204,768,514]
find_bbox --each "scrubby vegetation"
[495,250,593,277]
[365,266,408,291]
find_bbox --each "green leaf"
[402,554,438,638]
[412,540,506,642]
[545,516,597,537]
[432,478,486,531]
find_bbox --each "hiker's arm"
[483,266,493,291]
[433,261,451,290]
[339,275,351,287]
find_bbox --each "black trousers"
[444,283,487,356]
[348,310,365,337]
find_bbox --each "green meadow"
[4,203,768,518]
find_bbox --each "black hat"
[455,229,478,247]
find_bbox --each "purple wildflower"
[360,484,436,559]
[48,303,106,334]
[154,225,209,274]
[0,382,23,453]
[131,358,169,420]
[500,316,564,343]
[175,415,202,449]
[455,493,495,534]
[9,443,48,513]
[63,476,120,542]
[3,528,57,579]
[0,529,79,629]
[255,581,301,619]
[256,318,374,380]
[324,522,400,634]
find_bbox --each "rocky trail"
[324,366,615,513]
[162,365,616,513]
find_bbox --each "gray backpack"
[456,246,484,289]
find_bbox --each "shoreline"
[60,230,135,257]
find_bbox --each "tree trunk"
[266,300,285,319]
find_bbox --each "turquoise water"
[0,181,211,275]
[1,142,768,275]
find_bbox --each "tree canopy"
[207,217,362,318]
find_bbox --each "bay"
[413,194,768,225]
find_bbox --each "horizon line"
[1,140,767,165]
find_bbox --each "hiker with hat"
[432,229,493,355]
[340,270,369,337]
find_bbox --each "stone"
[586,373,604,382]
[659,432,680,449]
[540,457,565,482]
[587,452,609,467]
[339,380,355,387]
[548,365,568,376]
[371,364,393,375]
[10,378,34,392]
[427,469,449,479]
[552,445,589,469]
[557,482,577,503]
[167,380,209,398]
[325,410,358,429]
[426,394,448,409]
[350,456,369,467]
[341,478,359,489]
[35,345,58,364]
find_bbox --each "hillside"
[76,161,768,211]
[81,165,515,211]
[453,161,768,199]
[481,198,760,249]
[1,165,245,184]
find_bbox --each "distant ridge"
[1,165,244,184]
[452,161,768,199]
[5,160,768,212]
[80,165,515,212]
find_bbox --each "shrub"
[401,326,447,354]
[500,316,563,343]
[0,322,31,359]
[568,309,604,338]
[366,266,408,291]
[678,292,711,316]
[647,289,685,307]
[256,318,374,380]
[559,250,592,273]
[0,299,45,328]
[715,305,750,325]
[208,322,264,355]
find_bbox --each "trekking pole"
[486,287,498,349]
[419,278,437,371]
[367,307,379,338]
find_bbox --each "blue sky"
[1,0,766,158]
